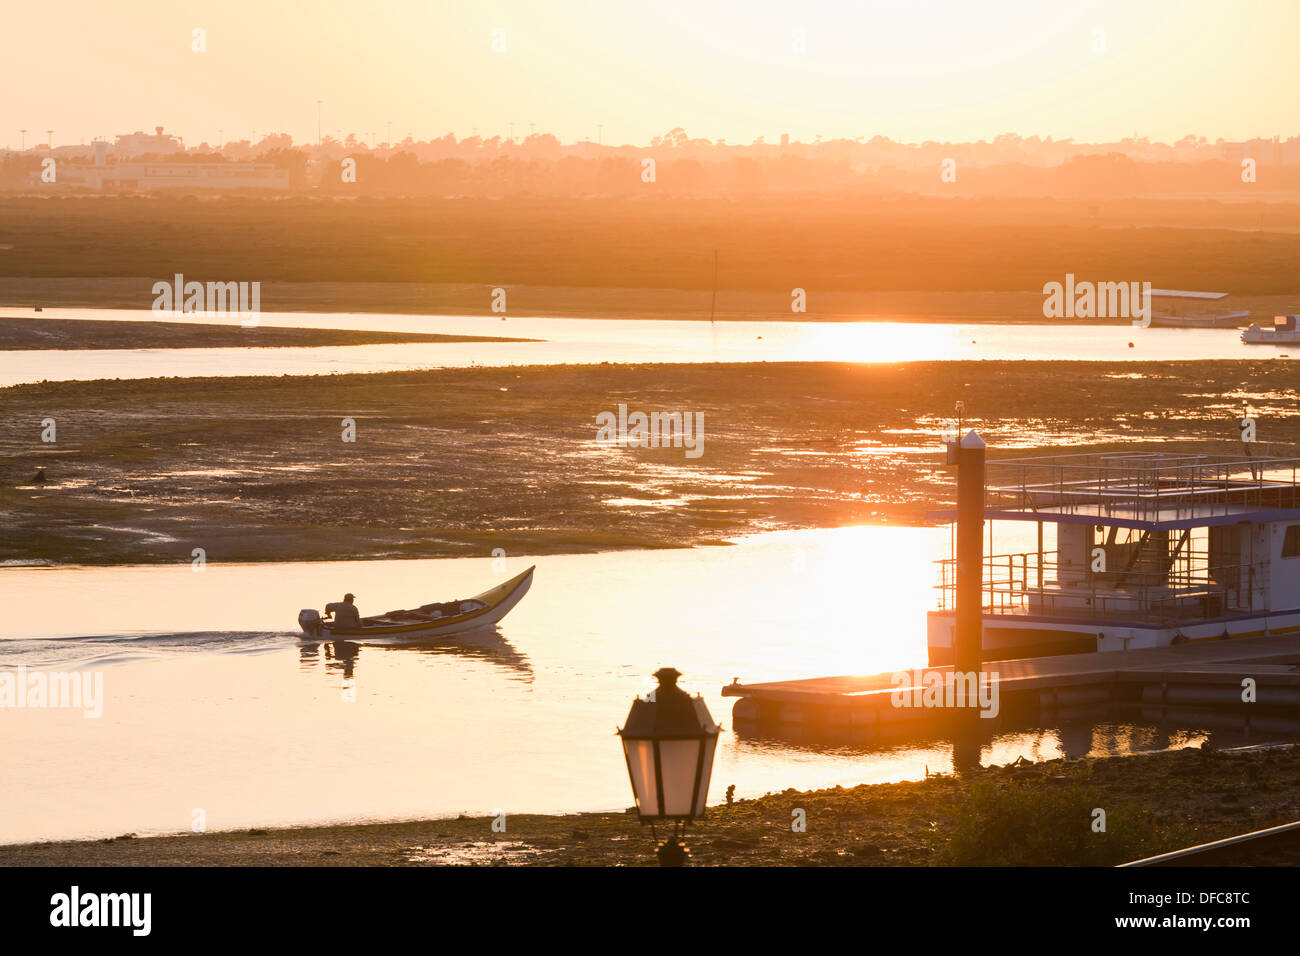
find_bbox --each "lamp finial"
[653,667,682,688]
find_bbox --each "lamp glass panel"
[693,734,718,816]
[657,739,703,817]
[623,739,659,816]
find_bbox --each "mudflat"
[2,359,1297,565]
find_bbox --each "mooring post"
[954,430,986,675]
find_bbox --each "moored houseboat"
[927,448,1300,664]
[1148,289,1249,328]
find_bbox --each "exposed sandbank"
[0,316,534,350]
[2,360,1298,565]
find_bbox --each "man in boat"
[324,593,361,629]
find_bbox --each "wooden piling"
[954,430,986,675]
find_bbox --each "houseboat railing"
[935,550,1256,625]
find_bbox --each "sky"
[2,0,1298,150]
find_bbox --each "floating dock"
[723,632,1300,735]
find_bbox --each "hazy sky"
[3,0,1297,149]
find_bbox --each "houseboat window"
[1283,525,1300,558]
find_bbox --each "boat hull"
[1243,331,1300,344]
[926,607,1300,666]
[1242,316,1300,343]
[1151,310,1250,329]
[300,566,534,640]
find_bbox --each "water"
[0,308,1291,387]
[0,525,1247,845]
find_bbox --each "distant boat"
[297,566,535,640]
[1243,315,1300,344]
[1148,289,1249,328]
[1151,310,1250,329]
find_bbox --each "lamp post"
[617,667,720,866]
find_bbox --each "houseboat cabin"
[927,450,1300,664]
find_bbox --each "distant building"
[114,126,184,157]
[112,162,288,190]
[39,145,289,191]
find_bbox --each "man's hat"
[344,593,355,601]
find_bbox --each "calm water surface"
[0,525,1246,845]
[0,308,1290,386]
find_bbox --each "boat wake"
[0,631,293,669]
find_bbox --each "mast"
[708,249,718,325]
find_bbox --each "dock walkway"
[723,633,1300,732]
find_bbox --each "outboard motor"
[298,608,322,639]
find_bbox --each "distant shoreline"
[3,196,1300,303]
[3,278,1298,326]
[0,277,1070,322]
[0,315,535,350]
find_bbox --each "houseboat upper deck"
[980,450,1300,526]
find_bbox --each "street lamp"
[618,667,720,866]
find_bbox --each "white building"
[39,145,289,191]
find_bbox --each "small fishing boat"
[297,566,535,640]
[1242,315,1300,344]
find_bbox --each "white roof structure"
[1148,289,1230,300]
